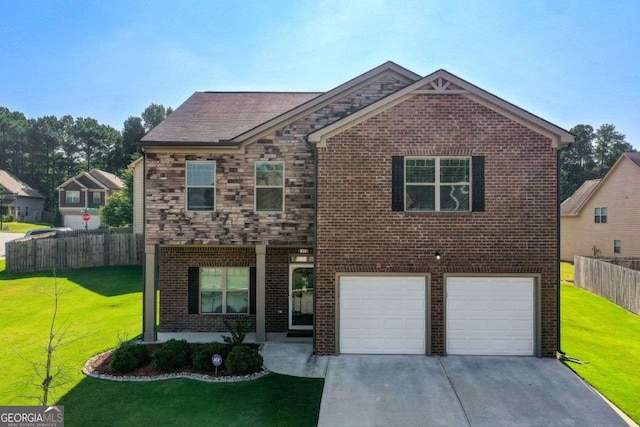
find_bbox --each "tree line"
[0,104,172,211]
[561,124,636,201]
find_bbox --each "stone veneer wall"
[315,94,559,356]
[144,74,413,247]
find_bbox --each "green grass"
[0,263,324,425]
[561,262,640,423]
[0,221,51,233]
[58,374,323,427]
[0,265,143,405]
[560,261,574,283]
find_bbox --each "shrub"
[225,345,263,375]
[222,317,252,346]
[1,215,14,223]
[192,342,232,371]
[110,342,149,373]
[153,339,191,371]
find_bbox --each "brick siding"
[159,245,312,333]
[315,94,559,356]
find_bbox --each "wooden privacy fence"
[5,232,144,273]
[574,256,640,315]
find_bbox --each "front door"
[289,263,314,330]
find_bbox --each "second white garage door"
[339,276,426,354]
[446,277,535,356]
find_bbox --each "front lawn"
[0,265,142,404]
[0,221,51,233]
[561,262,640,423]
[58,374,323,426]
[0,264,324,425]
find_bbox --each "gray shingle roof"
[0,169,45,198]
[141,92,322,144]
[624,152,640,167]
[560,179,601,216]
[88,169,123,190]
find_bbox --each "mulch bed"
[89,344,234,379]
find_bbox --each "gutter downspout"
[557,143,572,357]
[311,138,318,356]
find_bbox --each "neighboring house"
[57,169,123,229]
[561,152,640,261]
[131,158,144,235]
[139,62,574,357]
[0,169,45,222]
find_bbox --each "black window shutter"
[249,267,256,315]
[391,156,405,211]
[188,267,200,314]
[472,156,485,212]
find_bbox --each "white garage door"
[446,277,535,356]
[340,276,426,354]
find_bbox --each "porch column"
[255,245,266,342]
[143,244,157,342]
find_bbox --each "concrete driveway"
[0,232,24,258]
[318,355,629,427]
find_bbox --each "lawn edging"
[83,349,270,383]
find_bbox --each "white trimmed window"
[66,190,80,204]
[186,161,215,211]
[614,240,621,254]
[92,192,101,204]
[594,207,607,223]
[255,161,284,212]
[200,267,249,314]
[405,157,470,211]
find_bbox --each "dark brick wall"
[159,245,312,333]
[159,246,256,332]
[315,94,559,357]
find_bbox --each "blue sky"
[2,0,639,148]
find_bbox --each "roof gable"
[308,69,575,148]
[56,169,122,191]
[0,169,45,198]
[560,152,640,216]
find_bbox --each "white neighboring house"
[56,169,123,230]
[0,169,46,223]
[561,152,640,260]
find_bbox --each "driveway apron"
[318,355,628,427]
[318,355,468,427]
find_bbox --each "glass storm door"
[289,264,314,330]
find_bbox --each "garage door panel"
[340,276,426,354]
[446,277,534,356]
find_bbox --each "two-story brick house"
[57,169,123,229]
[140,62,573,357]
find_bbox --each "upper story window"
[66,190,80,204]
[255,161,284,212]
[594,207,607,223]
[186,161,215,211]
[92,192,101,204]
[405,157,470,212]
